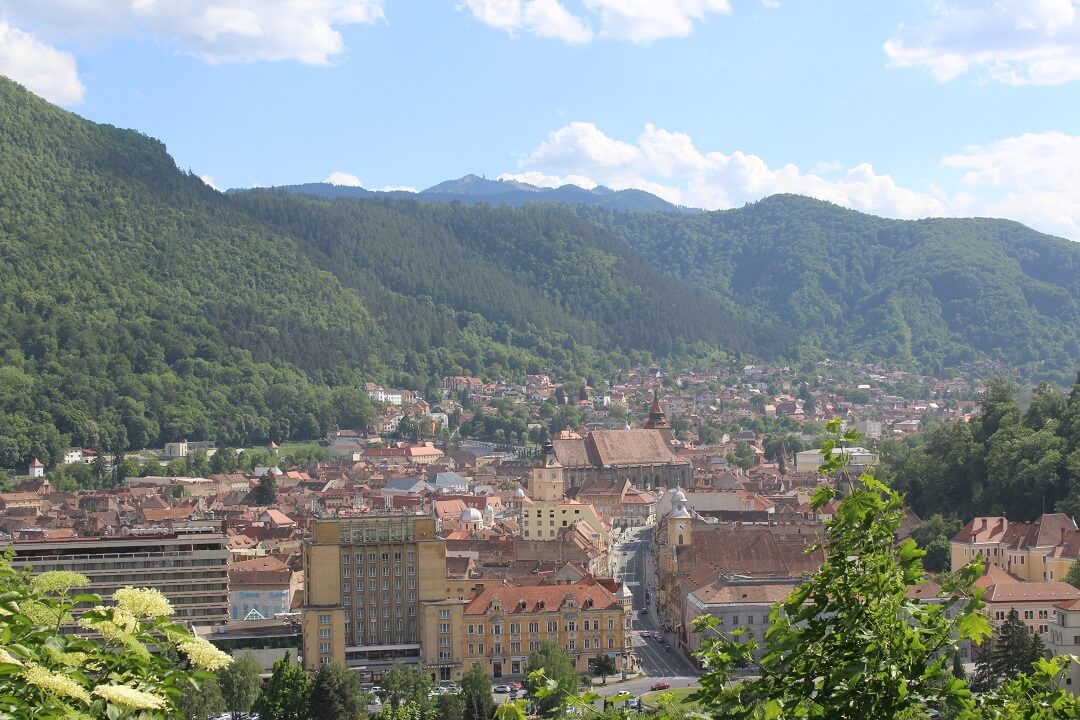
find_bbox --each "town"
[5,359,1077,715]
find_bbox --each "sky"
[2,0,1080,239]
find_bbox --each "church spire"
[644,390,668,429]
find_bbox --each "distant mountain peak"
[423,174,541,196]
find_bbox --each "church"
[552,393,692,490]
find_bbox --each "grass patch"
[639,687,700,710]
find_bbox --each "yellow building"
[950,513,1080,582]
[521,444,610,552]
[302,514,447,677]
[459,584,633,679]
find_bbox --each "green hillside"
[571,196,1080,380]
[0,78,779,468]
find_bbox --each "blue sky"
[2,0,1079,238]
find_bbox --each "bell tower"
[643,390,675,446]
[530,441,564,502]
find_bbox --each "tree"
[971,609,1047,692]
[910,514,962,573]
[254,651,311,720]
[310,661,364,720]
[382,663,434,717]
[690,420,1080,719]
[218,651,262,719]
[461,662,493,720]
[437,691,466,720]
[111,445,127,487]
[525,641,578,717]
[0,557,233,719]
[592,653,617,684]
[1065,556,1080,589]
[177,675,226,720]
[254,472,278,505]
[91,448,107,486]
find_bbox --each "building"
[950,513,1080,581]
[229,555,296,621]
[302,514,448,678]
[1047,598,1080,693]
[794,447,879,474]
[684,579,802,661]
[451,583,632,680]
[573,478,657,529]
[520,444,610,552]
[3,527,230,625]
[28,458,44,478]
[552,397,691,490]
[983,580,1080,637]
[364,443,446,466]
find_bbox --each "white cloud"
[199,174,220,190]
[497,170,598,189]
[943,131,1080,238]
[0,21,84,104]
[324,171,364,186]
[884,0,1080,85]
[457,0,592,44]
[459,0,730,44]
[378,185,419,192]
[511,121,1080,239]
[3,0,385,65]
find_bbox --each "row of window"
[341,552,416,564]
[467,636,616,655]
[345,578,415,591]
[468,619,615,634]
[341,565,416,578]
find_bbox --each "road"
[603,523,700,698]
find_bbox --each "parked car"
[493,684,512,694]
[650,682,671,691]
[639,608,648,615]
[626,698,641,710]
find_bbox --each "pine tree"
[971,610,1045,691]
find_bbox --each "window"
[529,622,539,633]
[510,623,520,634]
[477,624,484,635]
[439,637,451,646]
[370,580,377,591]
[440,609,451,620]
[1039,610,1049,619]
[469,643,475,655]
[1024,611,1034,620]
[440,623,451,633]
[382,553,390,562]
[494,643,502,655]
[478,642,485,654]
[469,624,475,635]
[530,640,539,651]
[320,642,331,653]
[369,567,377,577]
[732,616,740,625]
[408,552,415,562]
[383,566,390,576]
[396,566,403,576]
[342,567,350,577]
[369,553,376,563]
[608,637,614,649]
[319,628,331,639]
[548,621,558,633]
[567,621,576,632]
[584,638,590,649]
[319,614,330,625]
[493,624,502,636]
[608,619,614,630]
[408,565,416,575]
[568,640,575,651]
[394,552,402,562]
[382,580,390,591]
[511,641,520,653]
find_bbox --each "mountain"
[569,196,1080,380]
[0,77,776,469]
[270,174,689,213]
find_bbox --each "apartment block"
[302,514,447,677]
[3,527,230,625]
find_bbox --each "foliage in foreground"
[0,556,231,719]
[689,420,1080,719]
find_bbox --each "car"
[639,608,648,615]
[493,684,513,694]
[650,682,670,691]
[626,698,641,710]
[507,681,523,690]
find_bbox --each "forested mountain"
[571,197,1080,381]
[272,174,685,213]
[228,191,788,364]
[0,78,776,468]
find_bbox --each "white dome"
[460,507,484,523]
[670,488,687,504]
[513,487,526,498]
[668,506,692,520]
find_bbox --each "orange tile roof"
[464,584,619,615]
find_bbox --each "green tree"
[461,662,493,720]
[218,651,262,719]
[1064,556,1080,589]
[310,661,364,720]
[971,609,1048,692]
[382,663,434,717]
[910,514,962,573]
[0,557,233,719]
[690,420,1080,719]
[437,691,466,720]
[91,449,107,486]
[525,641,578,717]
[254,651,311,720]
[177,675,226,720]
[253,472,278,505]
[592,653,616,684]
[165,458,188,477]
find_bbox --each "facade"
[794,446,879,474]
[458,584,632,679]
[684,579,802,662]
[573,478,657,529]
[521,445,610,552]
[552,400,691,491]
[983,581,1080,637]
[229,554,295,621]
[3,527,230,625]
[950,513,1080,581]
[302,514,448,678]
[1048,598,1080,694]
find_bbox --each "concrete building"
[302,514,447,677]
[3,527,230,625]
[229,554,296,621]
[794,447,878,475]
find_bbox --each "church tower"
[530,441,565,502]
[643,390,675,447]
[667,487,692,548]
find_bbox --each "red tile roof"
[464,584,619,615]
